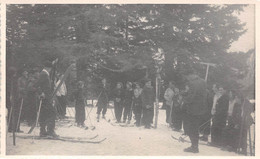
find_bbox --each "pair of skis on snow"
[14,134,106,144]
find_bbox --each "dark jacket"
[112,88,124,102]
[17,76,28,98]
[97,83,110,105]
[185,76,207,116]
[124,89,133,106]
[141,86,155,109]
[227,103,242,128]
[215,93,229,118]
[34,70,52,103]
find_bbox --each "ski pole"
[104,91,115,120]
[249,126,252,156]
[32,98,43,136]
[7,107,13,133]
[16,98,24,132]
[237,99,246,154]
[85,107,95,129]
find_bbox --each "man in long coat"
[34,61,58,137]
[141,79,155,129]
[184,73,208,153]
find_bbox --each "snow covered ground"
[6,106,244,156]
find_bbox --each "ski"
[110,122,120,127]
[171,135,210,146]
[16,135,106,144]
[13,134,99,140]
[119,123,135,127]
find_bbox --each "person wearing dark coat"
[26,71,39,126]
[221,91,242,152]
[34,61,58,137]
[7,67,21,132]
[211,86,229,147]
[73,81,86,127]
[123,82,134,123]
[113,82,124,123]
[133,82,143,127]
[199,86,215,142]
[96,78,110,120]
[183,73,208,153]
[141,79,155,129]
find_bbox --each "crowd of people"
[163,77,254,154]
[6,61,254,155]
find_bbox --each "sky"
[228,5,255,53]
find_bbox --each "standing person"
[211,86,229,147]
[34,61,58,137]
[199,84,215,142]
[7,67,19,132]
[55,74,68,119]
[164,81,175,126]
[72,81,86,127]
[221,91,242,152]
[26,70,39,126]
[112,82,124,123]
[133,82,143,127]
[96,78,110,121]
[141,79,155,129]
[15,70,28,132]
[172,87,183,131]
[123,81,134,124]
[181,84,190,135]
[183,72,208,153]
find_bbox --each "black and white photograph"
[5,4,255,156]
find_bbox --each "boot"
[184,146,199,153]
[97,114,100,122]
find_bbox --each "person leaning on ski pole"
[15,70,28,132]
[33,61,59,138]
[183,70,208,153]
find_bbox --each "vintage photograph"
[6,4,255,156]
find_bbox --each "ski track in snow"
[6,107,240,156]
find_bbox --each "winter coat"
[141,86,155,110]
[185,76,208,116]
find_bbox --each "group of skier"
[95,78,155,129]
[7,60,254,155]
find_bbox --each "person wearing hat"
[123,81,134,124]
[183,72,207,153]
[112,82,124,123]
[34,61,59,138]
[141,79,155,129]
